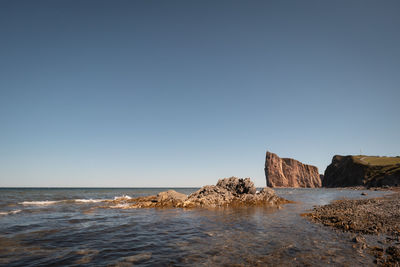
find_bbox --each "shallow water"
[0,188,388,266]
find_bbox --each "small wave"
[10,209,21,214]
[20,200,62,206]
[109,203,132,209]
[19,196,132,206]
[74,199,105,203]
[113,195,132,201]
[0,209,22,216]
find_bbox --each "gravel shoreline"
[304,189,400,266]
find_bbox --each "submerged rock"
[352,235,366,244]
[107,177,289,209]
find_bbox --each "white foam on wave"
[109,203,132,209]
[113,195,132,201]
[74,199,105,203]
[20,200,62,206]
[18,195,133,207]
[9,209,21,214]
[0,209,22,216]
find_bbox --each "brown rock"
[352,235,366,244]
[304,192,400,236]
[216,177,257,195]
[106,177,290,209]
[264,151,321,188]
[352,235,367,250]
[183,184,235,208]
[156,190,188,207]
[183,177,290,208]
[386,246,400,262]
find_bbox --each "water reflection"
[0,188,389,266]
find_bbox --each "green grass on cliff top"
[352,155,400,166]
[353,156,400,181]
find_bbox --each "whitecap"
[113,195,132,201]
[109,203,132,209]
[20,200,62,206]
[74,199,105,203]
[9,209,21,214]
[0,209,22,216]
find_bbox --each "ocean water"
[0,188,388,266]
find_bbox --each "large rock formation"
[264,151,321,188]
[323,155,400,187]
[106,177,290,209]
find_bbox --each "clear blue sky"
[0,0,399,187]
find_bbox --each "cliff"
[323,155,400,187]
[264,151,321,188]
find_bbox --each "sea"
[0,187,388,266]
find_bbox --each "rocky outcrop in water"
[107,177,290,209]
[264,151,321,188]
[323,155,400,187]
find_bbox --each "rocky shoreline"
[105,177,291,209]
[304,189,400,266]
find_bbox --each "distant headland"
[265,151,400,188]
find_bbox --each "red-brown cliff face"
[265,151,322,188]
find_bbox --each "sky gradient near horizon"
[1,0,399,187]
